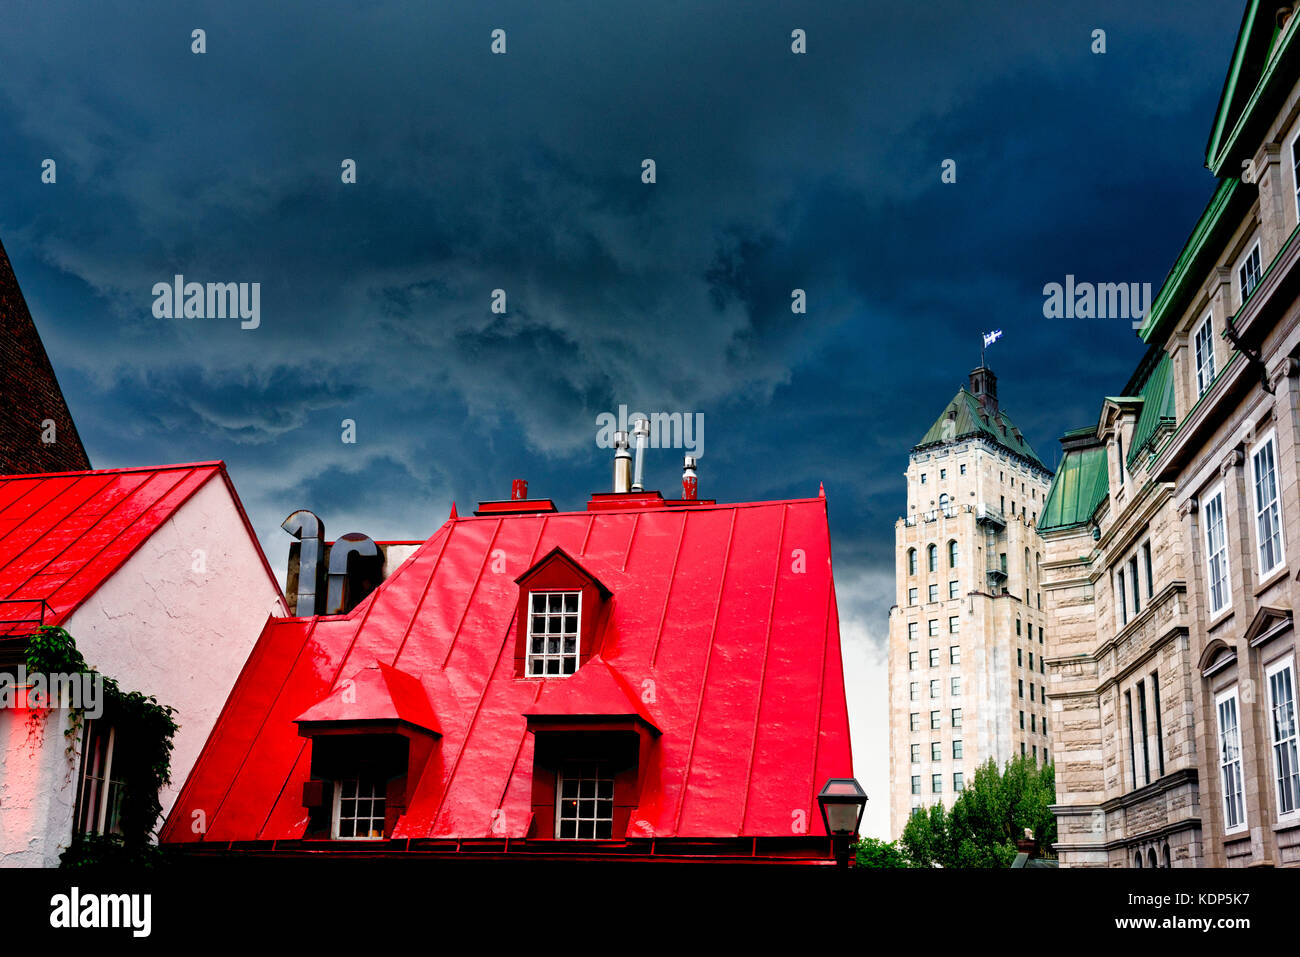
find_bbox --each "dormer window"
[556,762,615,839]
[528,591,582,676]
[333,776,387,840]
[514,547,612,679]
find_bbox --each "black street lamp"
[817,778,867,868]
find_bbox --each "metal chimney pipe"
[511,479,528,501]
[613,431,632,493]
[631,417,650,492]
[682,455,698,501]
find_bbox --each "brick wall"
[0,236,91,474]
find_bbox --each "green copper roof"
[1038,440,1108,533]
[914,388,1047,469]
[1126,352,1176,467]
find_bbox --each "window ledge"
[1207,606,1235,633]
[1255,564,1289,596]
[1271,815,1300,833]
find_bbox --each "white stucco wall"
[0,475,284,866]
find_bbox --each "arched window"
[927,544,937,572]
[948,540,958,568]
[908,548,917,576]
[1134,852,1143,868]
[1162,844,1171,868]
[939,492,950,511]
[1146,848,1158,869]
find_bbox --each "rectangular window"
[949,580,959,599]
[333,776,387,840]
[931,711,941,730]
[1117,570,1127,626]
[1019,679,1024,698]
[1293,133,1300,221]
[931,741,942,761]
[1016,619,1021,636]
[909,587,918,606]
[960,464,967,475]
[949,645,960,665]
[910,713,920,732]
[951,708,962,728]
[908,651,918,671]
[911,775,921,795]
[929,648,940,667]
[1238,242,1262,303]
[1152,671,1165,778]
[1126,690,1137,791]
[930,679,940,699]
[1018,649,1023,667]
[75,720,123,837]
[1030,683,1035,702]
[951,676,961,696]
[1194,313,1216,396]
[1251,431,1285,577]
[948,616,959,634]
[1217,688,1246,832]
[556,762,614,840]
[1129,557,1141,616]
[932,774,942,794]
[928,583,938,602]
[953,773,964,792]
[908,622,918,640]
[1268,659,1299,818]
[1039,626,1043,643]
[928,620,939,637]
[1137,680,1151,787]
[1031,714,1037,732]
[940,469,946,479]
[1204,486,1231,616]
[953,739,963,759]
[527,591,581,677]
[911,743,920,763]
[921,473,928,484]
[1144,541,1154,599]
[1019,710,1024,729]
[910,681,919,701]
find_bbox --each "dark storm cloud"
[0,0,1242,653]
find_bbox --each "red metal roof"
[0,462,266,635]
[163,495,853,846]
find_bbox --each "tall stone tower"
[887,365,1055,838]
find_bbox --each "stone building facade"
[887,366,1054,838]
[1040,0,1300,867]
[1038,352,1202,868]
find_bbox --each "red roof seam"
[439,518,504,670]
[578,513,595,556]
[649,513,688,668]
[0,473,116,583]
[426,606,520,831]
[672,507,738,835]
[806,576,836,826]
[390,522,455,665]
[1,469,184,619]
[738,503,789,832]
[206,615,322,838]
[0,460,226,481]
[621,512,641,574]
[491,680,544,818]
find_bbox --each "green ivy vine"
[24,625,179,867]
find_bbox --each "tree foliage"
[900,756,1056,868]
[851,837,912,868]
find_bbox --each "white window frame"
[1249,430,1285,578]
[526,590,582,677]
[75,720,123,837]
[1292,129,1300,223]
[1267,657,1300,821]
[555,762,615,840]
[1203,484,1232,617]
[332,776,387,840]
[1238,241,1262,305]
[948,580,959,599]
[1216,686,1247,834]
[1194,312,1216,397]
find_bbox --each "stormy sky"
[0,0,1242,836]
